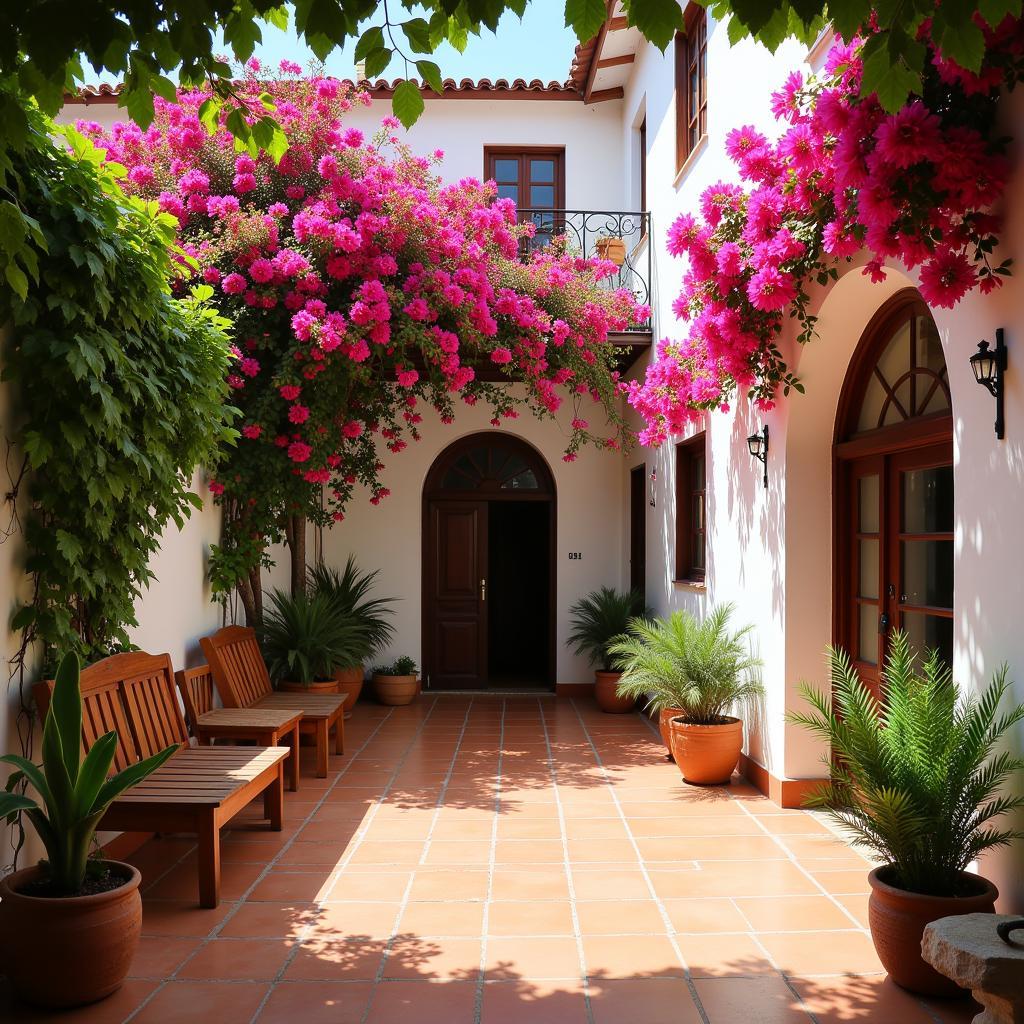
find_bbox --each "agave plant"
[610,604,764,724]
[308,557,396,667]
[567,587,650,671]
[260,588,364,685]
[0,653,177,895]
[789,631,1024,897]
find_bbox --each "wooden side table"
[193,708,303,792]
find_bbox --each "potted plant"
[0,653,177,1008]
[789,632,1024,997]
[611,604,763,781]
[309,557,396,714]
[595,235,627,266]
[567,587,649,713]
[373,656,419,706]
[260,588,363,693]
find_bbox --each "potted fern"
[260,588,363,693]
[611,604,763,781]
[373,656,419,706]
[309,557,396,713]
[567,587,649,713]
[789,632,1024,997]
[0,653,177,1008]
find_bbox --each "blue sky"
[233,5,577,85]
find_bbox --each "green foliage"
[260,588,365,684]
[611,604,764,724]
[0,90,236,663]
[0,653,177,894]
[374,656,418,677]
[567,587,650,671]
[789,632,1024,897]
[308,557,397,666]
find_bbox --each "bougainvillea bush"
[629,15,1024,445]
[82,67,645,621]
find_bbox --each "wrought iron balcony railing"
[517,209,652,333]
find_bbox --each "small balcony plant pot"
[867,866,998,996]
[595,670,634,713]
[334,665,365,717]
[375,673,418,706]
[595,236,627,266]
[669,716,743,784]
[658,707,684,759]
[0,861,142,1008]
[279,679,338,695]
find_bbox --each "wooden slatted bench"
[176,666,302,792]
[35,651,289,908]
[201,625,345,778]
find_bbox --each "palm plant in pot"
[611,604,763,781]
[309,557,396,714]
[0,653,177,1008]
[260,588,364,693]
[567,587,650,713]
[373,656,419,706]
[789,632,1024,997]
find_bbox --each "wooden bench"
[35,651,289,908]
[176,665,302,792]
[201,625,345,778]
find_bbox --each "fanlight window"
[855,310,950,433]
[438,442,549,493]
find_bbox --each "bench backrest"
[33,651,188,771]
[175,664,215,732]
[200,625,273,709]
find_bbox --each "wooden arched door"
[833,291,953,699]
[422,434,556,690]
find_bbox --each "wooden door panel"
[630,466,646,597]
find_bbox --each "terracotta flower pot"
[658,707,684,759]
[374,673,418,706]
[334,665,365,717]
[0,861,142,1008]
[595,237,626,266]
[594,671,633,713]
[669,716,743,784]
[279,679,338,694]
[867,865,998,996]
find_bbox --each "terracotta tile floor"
[0,697,983,1023]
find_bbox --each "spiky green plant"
[0,653,177,894]
[567,587,650,671]
[308,557,396,667]
[789,631,1024,897]
[260,588,364,685]
[610,604,764,724]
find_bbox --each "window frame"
[675,6,708,172]
[483,146,566,211]
[675,432,707,584]
[639,116,647,213]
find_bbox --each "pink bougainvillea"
[629,16,1023,446]
[81,66,645,607]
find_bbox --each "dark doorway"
[630,465,647,597]
[487,501,550,685]
[423,434,556,690]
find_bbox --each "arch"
[424,432,555,499]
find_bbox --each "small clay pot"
[334,665,365,717]
[594,671,633,713]
[867,866,998,996]
[278,679,338,694]
[658,707,684,758]
[669,716,743,784]
[374,673,418,706]
[0,861,142,1008]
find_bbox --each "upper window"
[638,116,647,213]
[484,147,565,249]
[675,7,708,171]
[676,433,707,583]
[426,436,555,496]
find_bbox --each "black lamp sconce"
[649,467,657,508]
[970,329,1008,440]
[746,425,769,488]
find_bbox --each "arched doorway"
[422,434,555,690]
[833,290,953,700]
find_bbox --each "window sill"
[673,135,708,189]
[673,578,707,592]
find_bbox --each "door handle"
[480,578,486,602]
[879,612,890,634]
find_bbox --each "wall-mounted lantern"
[970,329,1008,439]
[746,425,769,489]
[649,467,657,508]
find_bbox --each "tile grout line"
[569,701,715,1024]
[473,695,505,1024]
[122,706,400,1022]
